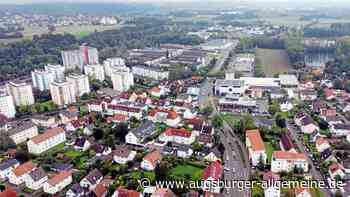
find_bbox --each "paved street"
[209,40,239,75]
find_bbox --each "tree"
[212,115,223,129]
[15,150,31,163]
[268,102,280,116]
[155,161,170,181]
[0,135,16,151]
[93,128,104,141]
[113,123,129,143]
[256,155,265,171]
[275,114,286,128]
[200,106,213,116]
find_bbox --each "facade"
[103,58,125,77]
[112,146,137,164]
[84,64,105,81]
[66,73,90,97]
[7,81,35,106]
[9,161,35,185]
[131,65,169,80]
[158,128,196,145]
[80,45,99,66]
[80,169,103,190]
[31,69,55,91]
[141,150,162,171]
[27,127,66,155]
[45,64,65,82]
[43,171,72,194]
[7,120,38,145]
[0,159,19,180]
[61,45,98,71]
[271,151,308,173]
[148,108,181,127]
[125,121,156,145]
[0,91,16,118]
[111,67,134,92]
[50,81,77,106]
[25,167,47,190]
[245,129,267,166]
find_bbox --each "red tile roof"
[143,150,162,166]
[93,183,107,197]
[246,129,265,151]
[273,151,307,160]
[12,161,35,177]
[148,108,178,119]
[0,187,17,197]
[164,128,191,138]
[329,163,344,174]
[295,187,310,196]
[30,127,65,144]
[47,171,71,186]
[202,160,222,180]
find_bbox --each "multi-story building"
[246,129,267,166]
[131,65,169,80]
[84,64,105,81]
[27,127,66,155]
[44,64,65,82]
[66,73,90,96]
[111,67,134,92]
[0,91,16,118]
[158,128,196,145]
[50,81,76,106]
[271,151,308,173]
[9,161,35,185]
[43,171,72,195]
[7,81,35,106]
[61,45,98,71]
[103,58,125,77]
[7,120,38,145]
[31,69,55,91]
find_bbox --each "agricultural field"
[255,48,291,77]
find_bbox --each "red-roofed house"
[27,127,66,155]
[329,162,345,180]
[43,171,72,194]
[112,187,142,197]
[295,187,311,197]
[141,150,162,171]
[0,186,17,197]
[149,86,166,98]
[159,128,195,145]
[151,188,176,197]
[148,108,181,127]
[202,160,222,194]
[106,114,129,124]
[315,137,330,153]
[271,151,308,173]
[9,161,35,185]
[324,88,336,100]
[245,129,267,166]
[88,98,111,113]
[90,183,107,197]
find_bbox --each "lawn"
[130,171,156,182]
[64,149,84,158]
[169,165,204,180]
[255,48,292,77]
[311,187,324,197]
[44,142,65,156]
[265,142,275,164]
[251,182,264,197]
[220,114,241,128]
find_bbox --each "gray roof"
[7,119,36,135]
[84,169,102,184]
[334,124,350,130]
[215,79,244,87]
[130,120,156,140]
[0,159,18,171]
[279,74,299,86]
[29,167,46,181]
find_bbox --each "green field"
[170,165,204,180]
[255,48,291,77]
[265,142,274,164]
[64,149,84,158]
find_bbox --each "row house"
[112,146,136,164]
[148,108,181,127]
[271,151,308,173]
[7,120,38,145]
[27,127,66,155]
[43,171,72,195]
[158,128,196,145]
[9,160,35,185]
[107,102,146,120]
[246,129,267,166]
[141,150,162,171]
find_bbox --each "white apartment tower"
[61,45,99,71]
[31,69,55,91]
[66,73,90,96]
[49,81,76,106]
[7,81,35,106]
[84,64,105,81]
[0,91,16,118]
[103,58,126,77]
[44,64,65,82]
[111,67,134,92]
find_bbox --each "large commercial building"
[50,81,76,106]
[103,58,125,77]
[31,69,55,91]
[0,91,16,118]
[84,64,105,81]
[61,45,98,71]
[7,81,35,106]
[111,67,134,92]
[44,64,65,82]
[66,74,90,97]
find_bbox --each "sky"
[0,0,348,3]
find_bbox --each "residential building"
[158,128,196,145]
[74,138,91,151]
[113,146,136,164]
[61,45,98,71]
[245,129,267,166]
[7,81,35,106]
[7,120,38,145]
[280,133,295,152]
[0,159,19,180]
[84,64,105,81]
[151,188,176,197]
[148,108,181,127]
[45,64,65,82]
[80,45,99,65]
[66,184,85,197]
[112,188,142,197]
[111,67,134,92]
[141,150,162,171]
[50,81,76,106]
[271,151,308,173]
[31,115,56,128]
[329,162,345,180]
[299,116,319,134]
[25,167,47,190]
[43,171,72,194]
[131,65,169,80]
[107,102,145,119]
[103,58,126,77]
[31,69,55,91]
[295,187,312,197]
[263,171,280,197]
[80,169,103,190]
[125,120,156,145]
[0,91,16,118]
[66,73,90,96]
[202,160,222,194]
[9,161,35,185]
[27,127,66,155]
[330,124,350,136]
[315,137,331,153]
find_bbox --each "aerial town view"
[1,0,350,196]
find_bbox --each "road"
[287,122,332,197]
[209,40,239,75]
